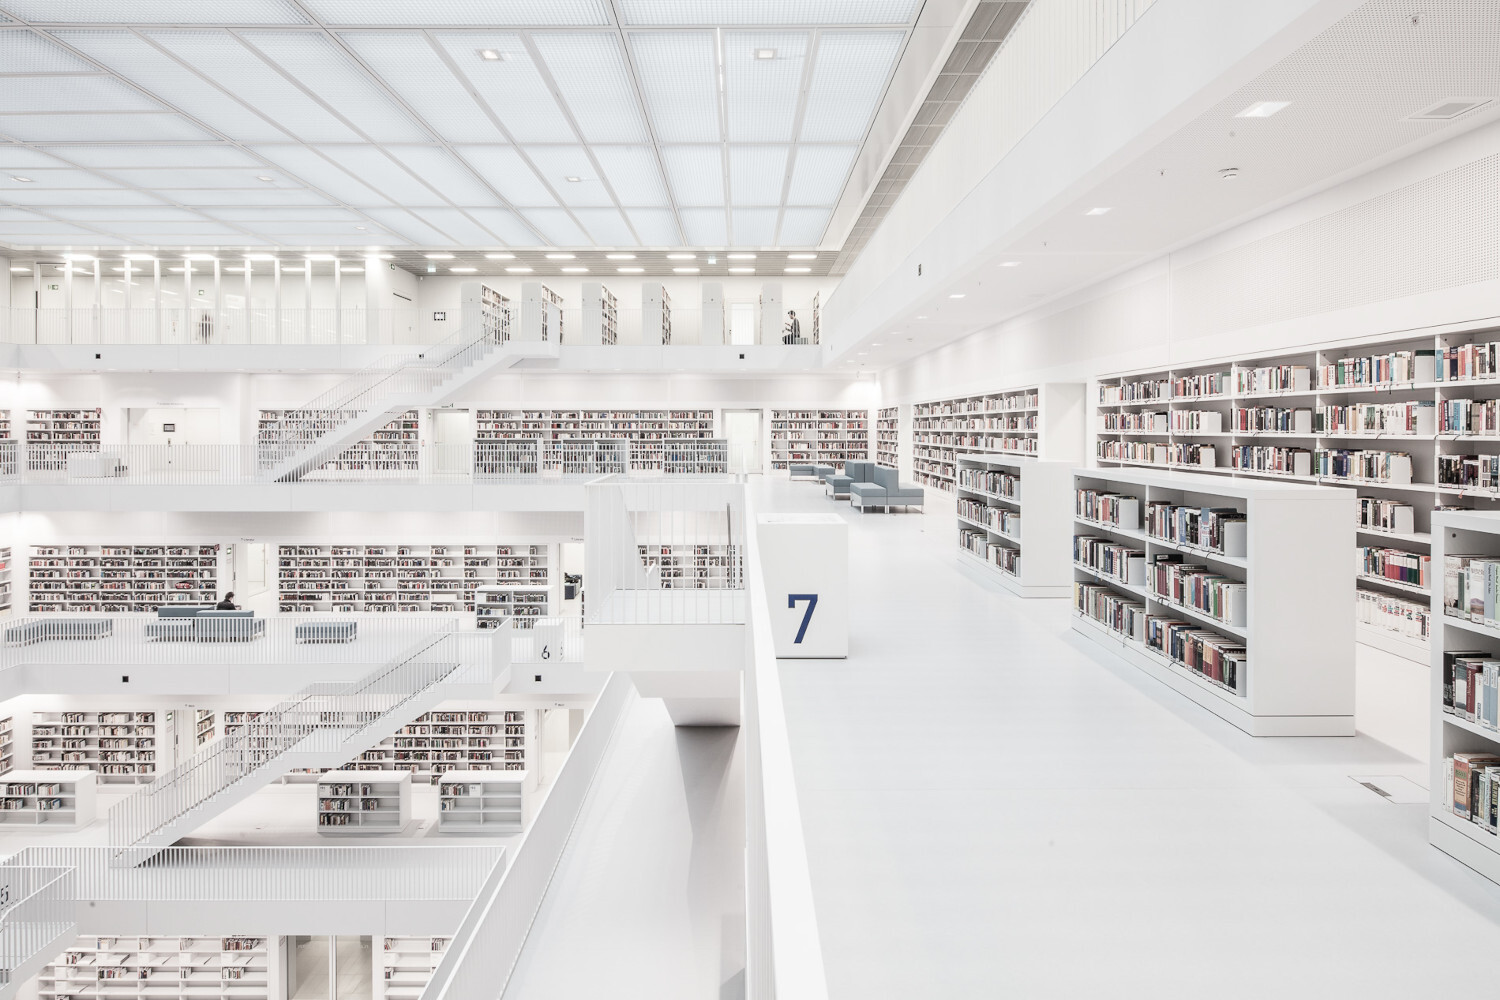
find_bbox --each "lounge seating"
[295,620,358,643]
[3,618,113,647]
[145,605,264,642]
[144,605,216,641]
[852,466,925,513]
[789,463,818,480]
[813,464,836,482]
[826,460,874,499]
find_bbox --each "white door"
[723,409,762,474]
[432,409,471,474]
[127,406,221,472]
[729,303,756,345]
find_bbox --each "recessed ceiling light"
[282,266,305,273]
[166,266,185,273]
[62,253,96,261]
[728,267,755,274]
[450,267,477,273]
[425,253,455,259]
[617,266,644,273]
[109,266,124,273]
[183,253,217,261]
[478,49,507,61]
[354,226,367,231]
[916,315,928,319]
[10,176,33,183]
[341,266,364,273]
[606,253,636,260]
[871,342,881,346]
[785,267,811,273]
[1410,98,1491,120]
[256,175,274,182]
[243,254,275,261]
[564,176,582,183]
[1084,207,1111,216]
[727,253,756,260]
[786,253,817,260]
[505,266,532,273]
[673,267,700,274]
[999,260,1021,267]
[222,266,246,273]
[123,254,156,261]
[755,48,776,60]
[8,266,28,273]
[948,293,965,299]
[1236,100,1291,118]
[545,253,575,259]
[560,267,588,273]
[1219,167,1240,180]
[666,253,695,260]
[304,254,335,261]
[484,253,515,260]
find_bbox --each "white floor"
[757,476,1500,1000]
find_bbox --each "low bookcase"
[955,456,1074,597]
[1070,467,1355,736]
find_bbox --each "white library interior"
[2,1,1500,997]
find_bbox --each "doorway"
[728,303,756,345]
[289,935,372,999]
[430,408,471,475]
[126,406,221,473]
[722,409,762,474]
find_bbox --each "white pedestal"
[756,513,848,658]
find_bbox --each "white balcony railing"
[0,867,75,988]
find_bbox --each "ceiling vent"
[1410,98,1492,120]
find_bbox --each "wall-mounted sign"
[162,423,175,433]
[433,311,447,321]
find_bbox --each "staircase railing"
[106,623,487,853]
[0,867,75,989]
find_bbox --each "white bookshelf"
[1070,467,1355,736]
[643,284,672,345]
[277,542,548,614]
[876,407,899,468]
[29,542,224,614]
[437,771,526,834]
[0,545,12,617]
[317,770,412,834]
[194,709,215,748]
[955,456,1075,598]
[40,935,272,999]
[1429,509,1500,884]
[578,282,619,345]
[339,709,527,783]
[26,407,100,471]
[381,937,450,1000]
[474,583,549,629]
[0,770,95,827]
[770,409,869,471]
[639,544,743,589]
[32,710,157,782]
[461,281,511,343]
[0,714,12,773]
[912,383,1085,493]
[519,281,564,342]
[258,408,419,478]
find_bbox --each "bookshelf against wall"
[578,282,619,345]
[437,771,526,834]
[194,709,215,748]
[769,409,870,471]
[316,770,412,834]
[25,407,101,470]
[382,937,451,1000]
[877,407,899,468]
[1428,509,1500,885]
[257,408,420,477]
[32,710,157,782]
[475,583,549,629]
[956,456,1075,598]
[461,280,512,343]
[40,936,273,999]
[0,714,13,773]
[29,543,225,613]
[643,283,672,345]
[1094,331,1500,665]
[639,544,743,589]
[0,770,95,827]
[521,281,564,342]
[912,384,1086,493]
[1070,467,1355,736]
[474,408,716,452]
[277,543,549,614]
[341,709,527,783]
[0,545,13,617]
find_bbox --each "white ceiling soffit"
[0,0,952,260]
[835,0,1500,371]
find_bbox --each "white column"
[273,259,282,344]
[92,260,102,343]
[62,261,73,343]
[364,255,382,344]
[212,258,221,344]
[333,260,343,344]
[243,259,253,343]
[303,261,312,344]
[181,259,192,343]
[31,262,41,345]
[0,253,10,344]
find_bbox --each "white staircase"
[107,626,505,860]
[259,325,558,483]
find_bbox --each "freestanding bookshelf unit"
[912,383,1085,493]
[1070,467,1355,736]
[316,771,412,834]
[437,771,526,834]
[955,456,1074,597]
[1429,508,1500,884]
[0,770,96,827]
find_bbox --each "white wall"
[880,112,1500,403]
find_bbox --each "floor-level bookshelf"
[437,771,526,834]
[316,771,412,834]
[1070,467,1355,736]
[277,542,549,614]
[877,407,899,468]
[31,710,157,782]
[912,384,1085,493]
[770,409,870,471]
[382,937,450,1000]
[955,456,1074,598]
[40,936,272,999]
[30,543,225,613]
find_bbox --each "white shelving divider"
[40,935,274,999]
[1071,467,1355,736]
[912,383,1085,493]
[31,710,156,782]
[577,282,619,345]
[1429,509,1500,884]
[380,937,450,1000]
[769,409,870,470]
[956,456,1075,598]
[0,714,12,773]
[30,542,225,613]
[0,770,95,827]
[0,545,13,617]
[877,407,899,468]
[316,770,412,835]
[278,542,548,614]
[437,770,526,834]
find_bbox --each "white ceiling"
[0,0,925,253]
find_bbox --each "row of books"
[1444,752,1500,834]
[1075,489,1140,529]
[1144,502,1246,556]
[1357,546,1430,588]
[1074,537,1142,584]
[1357,588,1429,641]
[1171,410,1222,433]
[1441,342,1500,382]
[1317,350,1435,387]
[1441,397,1500,435]
[1102,411,1166,432]
[1316,400,1434,436]
[1314,449,1413,483]
[1443,651,1500,727]
[1099,379,1169,405]
[1148,557,1247,627]
[1146,617,1246,692]
[959,528,1019,575]
[1172,372,1230,399]
[1236,364,1311,395]
[1438,454,1500,492]
[1230,445,1310,476]
[1442,555,1500,625]
[1096,441,1216,466]
[1358,497,1415,535]
[956,499,1019,536]
[1231,406,1312,434]
[956,468,1018,497]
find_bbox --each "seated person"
[782,309,802,344]
[215,592,239,611]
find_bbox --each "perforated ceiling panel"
[1173,156,1500,337]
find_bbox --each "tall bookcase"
[1092,331,1500,666]
[473,409,716,453]
[578,282,619,345]
[643,284,672,345]
[769,409,869,470]
[40,936,272,999]
[25,408,101,471]
[257,409,419,477]
[1070,467,1355,736]
[381,937,450,1000]
[194,709,215,748]
[29,543,225,613]
[955,456,1075,598]
[342,709,527,782]
[475,583,549,628]
[1429,509,1500,884]
[276,543,548,614]
[520,282,564,342]
[0,715,13,773]
[639,544,743,589]
[912,383,1085,492]
[32,709,157,782]
[877,407,899,468]
[0,545,13,617]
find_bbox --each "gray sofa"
[789,463,818,480]
[851,465,925,512]
[145,606,265,642]
[825,460,874,499]
[295,620,358,643]
[4,617,113,647]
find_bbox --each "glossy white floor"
[760,477,1500,999]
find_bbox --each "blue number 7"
[789,594,818,644]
